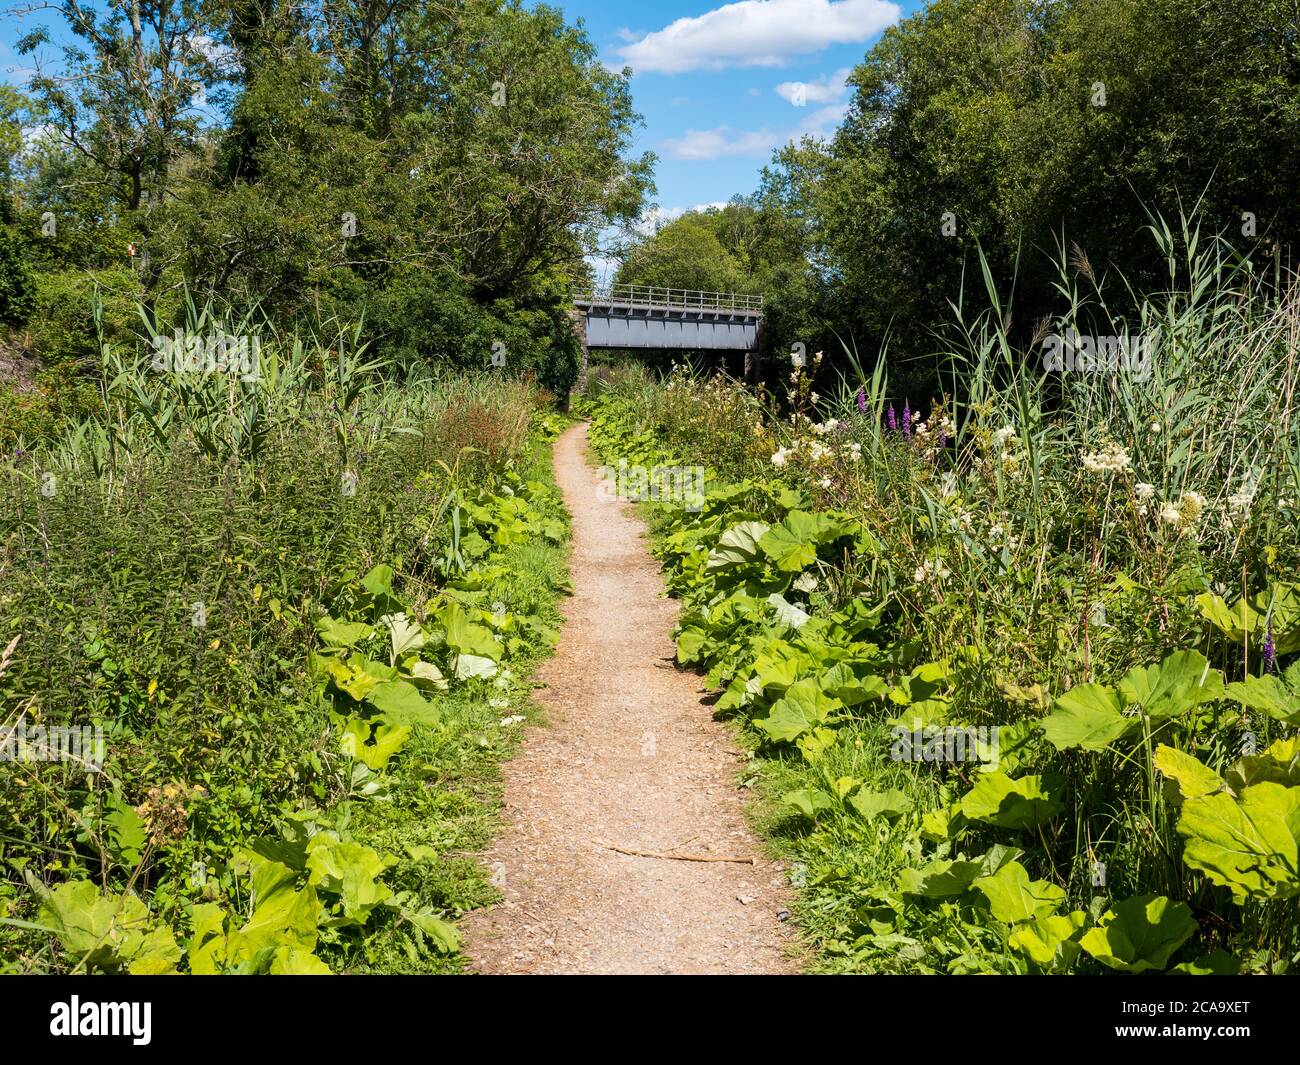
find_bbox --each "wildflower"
[819,477,832,489]
[902,400,912,439]
[771,448,789,468]
[856,388,867,414]
[848,442,862,459]
[886,404,897,431]
[992,426,1017,452]
[1263,626,1277,674]
[913,558,951,584]
[1151,421,1162,435]
[1227,478,1257,514]
[1135,483,1156,502]
[1159,502,1182,526]
[1081,443,1132,474]
[1179,490,1206,524]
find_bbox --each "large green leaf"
[1040,683,1135,751]
[706,521,770,571]
[438,601,504,661]
[1080,895,1197,972]
[972,860,1066,924]
[305,832,395,926]
[383,611,426,660]
[899,858,984,898]
[366,678,441,726]
[315,616,376,649]
[1154,745,1224,802]
[235,856,321,960]
[341,717,411,771]
[1116,650,1224,719]
[1225,736,1300,793]
[847,788,913,821]
[754,679,841,743]
[39,881,180,974]
[1176,782,1300,901]
[1008,910,1087,969]
[782,787,835,820]
[960,772,1064,830]
[758,511,851,572]
[1224,672,1300,726]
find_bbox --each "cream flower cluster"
[914,558,951,584]
[1082,443,1132,475]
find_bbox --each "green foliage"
[0,227,35,325]
[584,335,1297,973]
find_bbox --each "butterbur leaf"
[383,612,426,659]
[315,616,375,648]
[1224,673,1300,725]
[754,679,841,743]
[960,772,1064,829]
[305,833,394,926]
[767,594,810,630]
[323,658,383,701]
[341,717,410,771]
[795,726,838,764]
[1176,782,1300,901]
[706,521,769,571]
[848,788,913,821]
[39,881,180,974]
[972,860,1066,924]
[438,601,503,660]
[235,857,321,960]
[454,653,499,681]
[758,511,851,572]
[361,563,396,601]
[899,858,983,898]
[1079,895,1197,972]
[1116,649,1223,719]
[919,803,967,842]
[1154,745,1224,802]
[783,787,835,820]
[1040,683,1135,751]
[407,660,449,691]
[1225,737,1300,793]
[1171,950,1241,975]
[1008,910,1087,969]
[366,678,441,726]
[270,946,332,974]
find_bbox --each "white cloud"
[661,126,782,160]
[617,0,900,74]
[640,202,731,233]
[775,67,851,106]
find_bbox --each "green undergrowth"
[580,369,1300,976]
[0,355,574,974]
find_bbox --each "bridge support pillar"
[744,349,759,385]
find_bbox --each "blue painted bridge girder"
[573,287,763,351]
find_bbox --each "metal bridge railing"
[572,283,764,314]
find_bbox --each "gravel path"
[461,422,800,975]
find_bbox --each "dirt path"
[461,423,799,975]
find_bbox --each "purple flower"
[938,431,947,451]
[1263,625,1277,674]
[886,403,897,431]
[902,400,912,439]
[856,387,867,415]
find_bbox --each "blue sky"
[560,0,919,222]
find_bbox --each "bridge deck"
[573,285,763,350]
